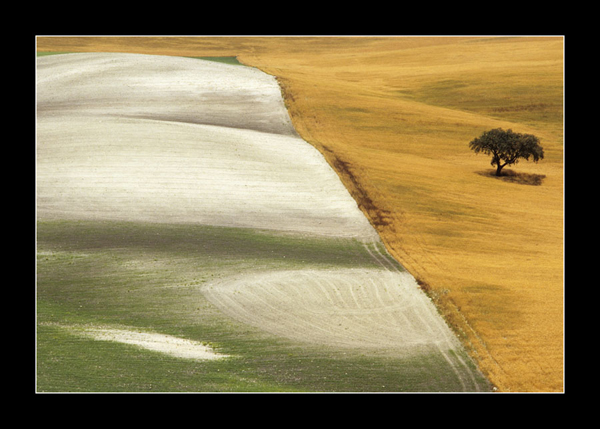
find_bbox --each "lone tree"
[469,128,544,176]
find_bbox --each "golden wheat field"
[36,36,564,392]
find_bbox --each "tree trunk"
[495,164,504,176]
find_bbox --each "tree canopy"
[469,128,544,176]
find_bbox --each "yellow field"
[36,36,564,392]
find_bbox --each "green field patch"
[36,219,489,392]
[37,319,481,392]
[37,220,379,270]
[37,52,244,67]
[37,51,72,57]
[190,56,243,66]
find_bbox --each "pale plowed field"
[36,53,375,239]
[204,267,456,351]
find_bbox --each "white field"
[70,325,230,360]
[36,53,376,239]
[36,53,474,380]
[204,267,456,351]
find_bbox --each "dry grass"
[36,36,564,392]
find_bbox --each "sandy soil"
[36,53,475,382]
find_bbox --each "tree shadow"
[476,169,546,186]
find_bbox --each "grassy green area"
[190,56,243,66]
[36,52,243,67]
[37,319,473,392]
[37,220,488,392]
[36,51,71,57]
